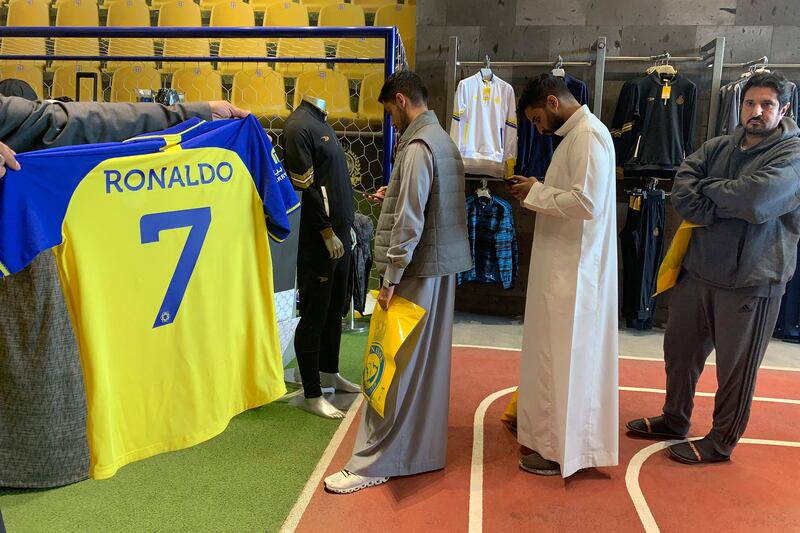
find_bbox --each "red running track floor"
[294,347,800,533]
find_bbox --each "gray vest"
[375,110,471,278]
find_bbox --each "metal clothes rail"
[445,35,727,140]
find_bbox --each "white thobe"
[517,105,619,477]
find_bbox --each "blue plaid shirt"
[458,194,518,289]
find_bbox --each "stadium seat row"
[0,61,384,123]
[0,1,415,68]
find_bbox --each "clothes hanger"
[476,178,491,199]
[551,55,565,78]
[654,56,677,79]
[480,55,493,82]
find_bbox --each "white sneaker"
[323,469,389,494]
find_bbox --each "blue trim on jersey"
[179,115,298,242]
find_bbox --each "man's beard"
[744,118,769,136]
[540,112,565,136]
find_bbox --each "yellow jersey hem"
[88,384,287,480]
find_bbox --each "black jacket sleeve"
[610,80,638,166]
[283,123,332,233]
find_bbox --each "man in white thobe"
[508,74,618,477]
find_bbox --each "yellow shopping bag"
[362,291,426,418]
[500,388,518,429]
[654,220,703,296]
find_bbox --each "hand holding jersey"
[207,100,249,120]
[0,141,20,178]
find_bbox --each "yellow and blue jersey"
[0,116,299,479]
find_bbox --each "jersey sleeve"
[240,117,299,242]
[450,79,467,151]
[0,154,86,277]
[204,116,297,242]
[503,84,518,177]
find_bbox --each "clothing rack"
[445,34,728,144]
[723,56,769,70]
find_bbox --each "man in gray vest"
[324,71,471,494]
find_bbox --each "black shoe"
[667,438,730,465]
[626,415,686,440]
[519,452,560,476]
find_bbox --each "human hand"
[378,285,395,310]
[506,175,536,202]
[0,141,20,179]
[321,228,345,259]
[365,186,387,203]
[208,100,250,120]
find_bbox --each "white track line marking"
[626,437,800,533]
[470,384,800,533]
[469,386,517,533]
[620,386,800,405]
[279,395,364,533]
[452,344,800,373]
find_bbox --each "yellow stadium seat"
[274,38,326,78]
[54,0,101,69]
[263,2,308,27]
[218,39,268,74]
[161,40,212,74]
[231,68,289,120]
[0,62,44,99]
[158,0,202,25]
[6,0,49,25]
[317,3,365,27]
[298,0,339,14]
[334,38,383,80]
[106,0,155,72]
[198,0,226,10]
[158,0,210,73]
[56,0,99,26]
[3,0,49,68]
[357,71,384,127]
[106,0,149,25]
[293,69,355,123]
[374,4,415,68]
[171,66,222,102]
[350,0,396,13]
[209,0,254,26]
[110,64,162,102]
[250,0,289,11]
[51,64,103,101]
[210,1,262,74]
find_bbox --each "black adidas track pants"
[661,273,783,456]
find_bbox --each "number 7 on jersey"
[140,207,212,328]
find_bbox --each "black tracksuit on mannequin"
[283,100,355,398]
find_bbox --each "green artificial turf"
[0,330,369,533]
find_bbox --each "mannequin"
[283,94,360,419]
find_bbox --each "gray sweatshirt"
[672,117,800,295]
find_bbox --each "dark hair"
[378,70,428,106]
[0,78,37,101]
[517,74,576,115]
[742,71,792,107]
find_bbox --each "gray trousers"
[662,274,783,456]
